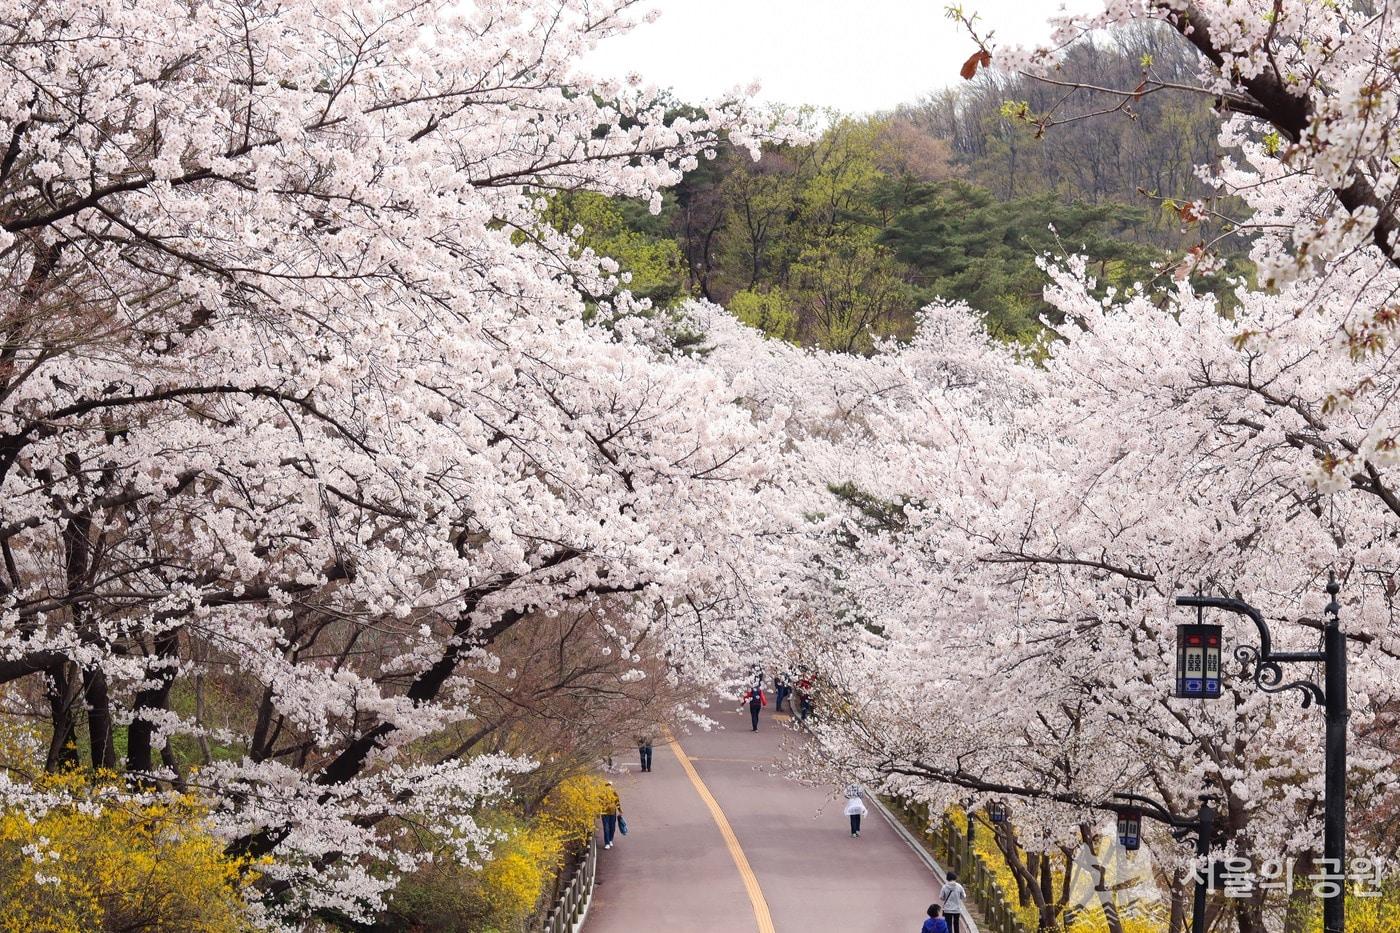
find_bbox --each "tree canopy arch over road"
[1,0,1398,929]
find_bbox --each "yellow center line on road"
[665,730,776,933]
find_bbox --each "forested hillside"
[565,22,1249,349]
[906,23,1220,217]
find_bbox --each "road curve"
[585,705,943,933]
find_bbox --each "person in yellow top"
[600,782,624,849]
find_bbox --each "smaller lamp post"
[1176,575,1346,933]
[1110,793,1217,933]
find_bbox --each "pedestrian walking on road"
[636,734,654,772]
[922,904,950,933]
[742,684,766,731]
[844,793,868,837]
[600,781,623,849]
[773,672,791,713]
[940,872,968,933]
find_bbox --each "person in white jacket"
[940,872,968,933]
[844,794,868,837]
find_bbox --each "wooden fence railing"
[538,835,597,933]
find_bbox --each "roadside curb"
[871,795,981,933]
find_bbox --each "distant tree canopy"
[550,23,1248,351]
[877,181,1167,341]
[903,21,1226,224]
[542,191,687,308]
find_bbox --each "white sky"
[585,0,1088,115]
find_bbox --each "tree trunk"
[62,498,112,769]
[127,630,180,777]
[992,821,1057,929]
[1023,851,1039,908]
[1168,868,1187,933]
[1283,853,1315,933]
[1233,895,1268,933]
[82,667,117,771]
[44,662,80,771]
[1040,850,1057,930]
[1079,823,1125,933]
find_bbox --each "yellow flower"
[0,772,256,933]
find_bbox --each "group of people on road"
[599,717,975,933]
[598,733,659,852]
[742,667,816,731]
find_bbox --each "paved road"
[586,705,945,933]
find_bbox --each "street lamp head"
[1117,807,1143,851]
[1175,623,1224,699]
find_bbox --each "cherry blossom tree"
[0,0,800,920]
[684,5,1400,928]
[8,0,1399,928]
[966,1,1400,349]
[699,256,1400,930]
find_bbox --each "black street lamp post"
[1109,792,1217,933]
[1176,574,1347,933]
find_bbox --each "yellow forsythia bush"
[0,771,256,933]
[478,820,565,922]
[386,773,615,932]
[538,773,615,844]
[477,774,613,923]
[1305,882,1400,933]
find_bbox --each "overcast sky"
[585,0,1089,115]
